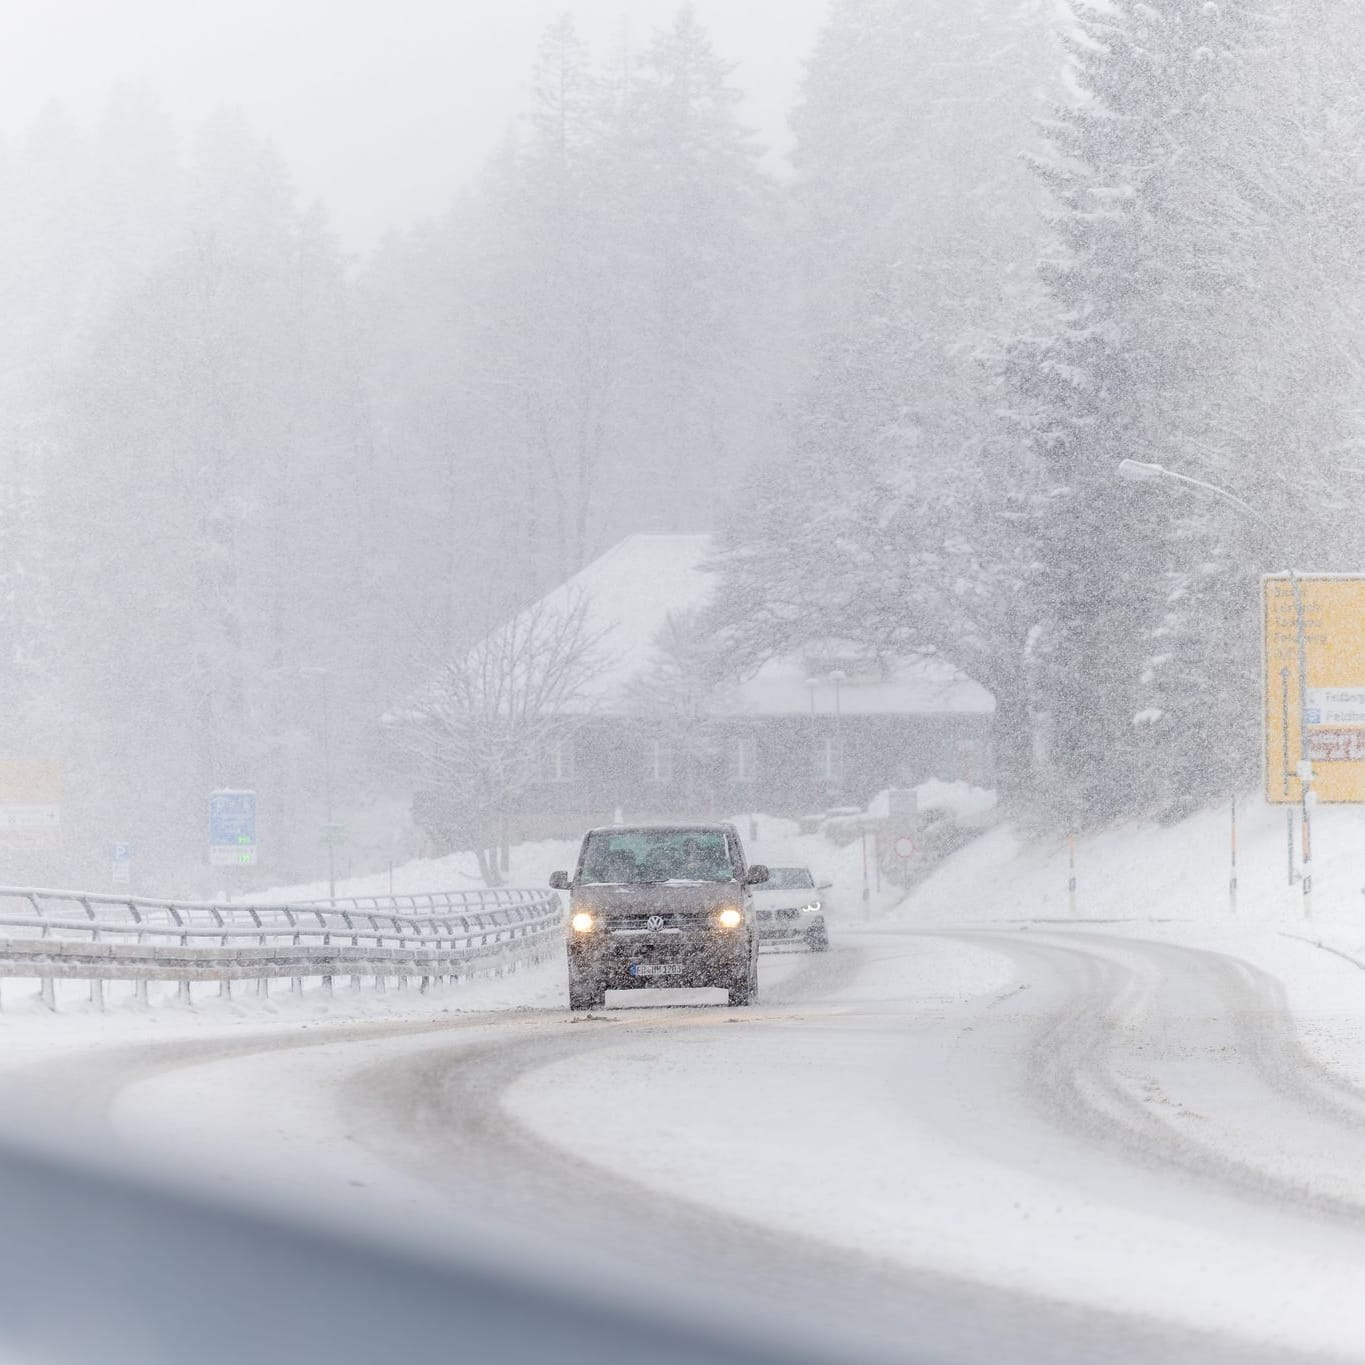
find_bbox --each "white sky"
[0,0,829,250]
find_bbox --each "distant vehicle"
[549,824,767,1010]
[752,866,830,952]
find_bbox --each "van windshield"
[580,829,733,885]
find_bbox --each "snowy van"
[549,824,767,1010]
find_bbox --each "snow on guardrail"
[0,884,564,1008]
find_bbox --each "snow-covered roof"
[527,533,994,717]
[536,535,715,708]
[729,653,994,717]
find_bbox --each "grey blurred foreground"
[0,1130,870,1365]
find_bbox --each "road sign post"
[1263,575,1365,803]
[893,834,916,889]
[111,842,131,886]
[0,760,62,852]
[209,790,257,868]
[1262,575,1365,916]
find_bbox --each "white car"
[752,866,829,951]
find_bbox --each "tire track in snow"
[954,929,1365,1227]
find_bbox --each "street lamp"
[805,675,820,792]
[1116,459,1313,913]
[299,667,337,902]
[829,669,847,792]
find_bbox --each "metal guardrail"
[0,885,564,1007]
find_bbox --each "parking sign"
[209,790,257,866]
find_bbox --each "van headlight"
[571,912,595,933]
[801,901,822,914]
[717,908,743,929]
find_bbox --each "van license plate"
[631,963,685,977]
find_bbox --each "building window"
[730,733,757,783]
[544,739,575,783]
[646,739,673,784]
[813,737,842,784]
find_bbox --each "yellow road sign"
[0,758,61,805]
[0,758,62,848]
[1264,575,1365,804]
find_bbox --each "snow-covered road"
[7,923,1365,1364]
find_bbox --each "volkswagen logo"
[646,914,665,931]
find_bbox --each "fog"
[0,0,826,246]
[8,6,1365,1364]
[4,0,1361,896]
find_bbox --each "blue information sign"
[209,789,257,866]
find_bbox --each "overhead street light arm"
[1116,460,1282,545]
[1114,457,1314,914]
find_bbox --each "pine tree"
[365,7,778,608]
[1012,0,1277,822]
[615,5,779,530]
[46,113,372,886]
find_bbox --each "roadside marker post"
[1068,834,1077,916]
[1229,798,1238,915]
[860,831,870,919]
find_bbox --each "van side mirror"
[549,870,570,891]
[743,864,769,886]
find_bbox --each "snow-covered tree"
[613,6,780,530]
[711,0,1057,803]
[387,592,603,883]
[45,113,374,885]
[1011,0,1282,822]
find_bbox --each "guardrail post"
[257,978,269,999]
[40,978,56,1012]
[321,974,333,996]
[179,980,192,1006]
[89,979,104,1012]
[291,976,302,995]
[135,980,149,1007]
[220,978,232,1001]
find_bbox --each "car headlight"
[801,901,822,914]
[571,911,595,933]
[717,908,743,929]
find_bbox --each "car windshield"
[579,830,733,884]
[764,867,815,890]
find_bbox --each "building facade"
[415,535,995,847]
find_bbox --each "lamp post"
[1116,459,1313,914]
[299,667,337,903]
[829,669,847,794]
[805,675,820,795]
